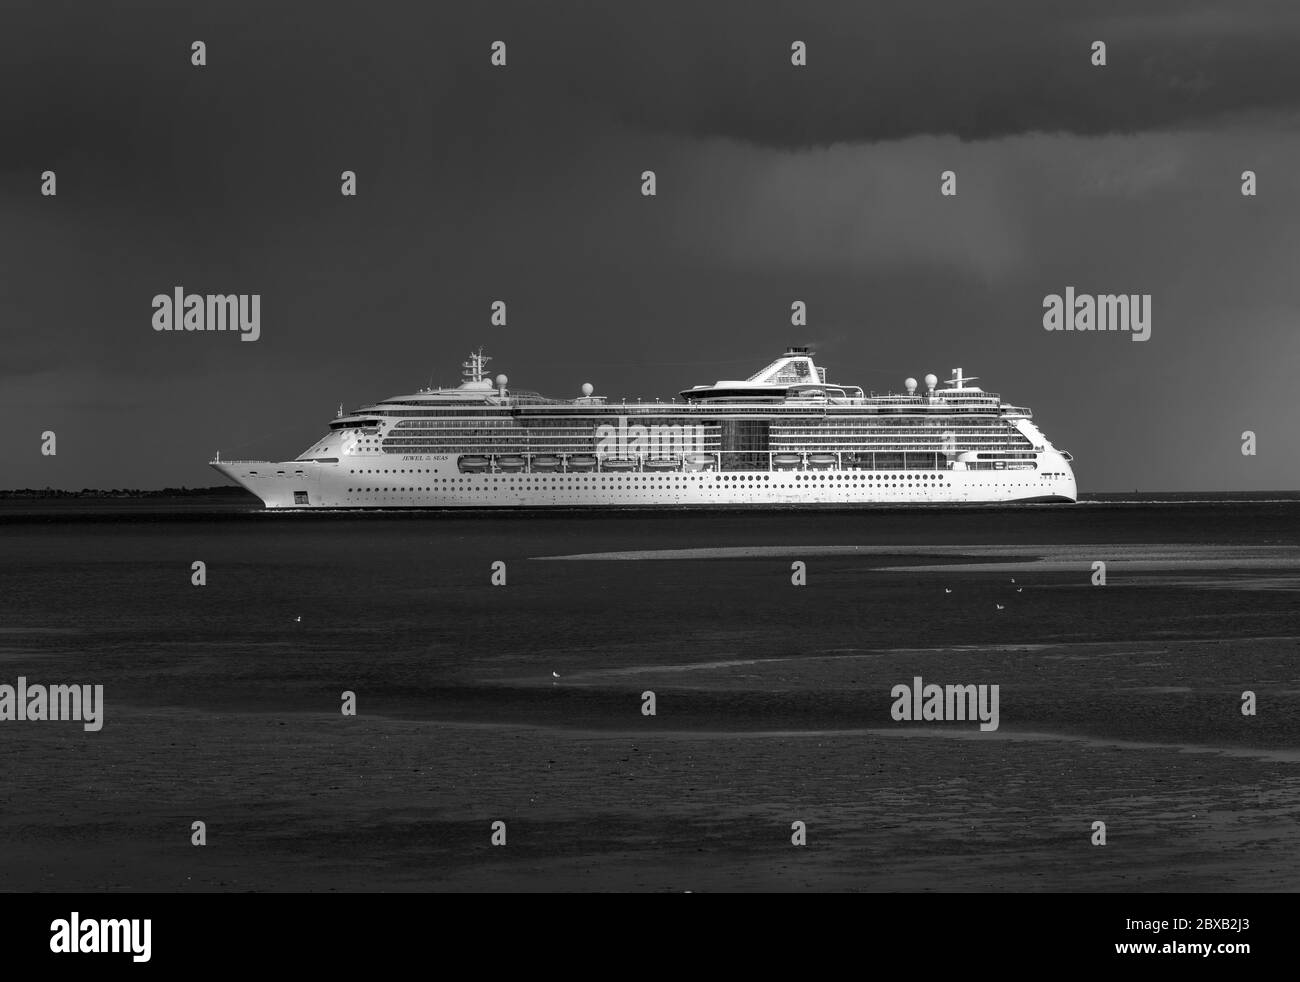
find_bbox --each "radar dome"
[581,382,594,397]
[924,373,938,390]
[904,377,917,393]
[495,374,508,387]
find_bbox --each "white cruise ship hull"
[211,453,1077,508]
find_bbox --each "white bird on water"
[1016,588,1022,593]
[552,671,560,679]
[294,616,302,623]
[944,588,952,594]
[995,604,1005,610]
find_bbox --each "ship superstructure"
[211,347,1076,507]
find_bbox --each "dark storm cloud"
[522,0,1300,146]
[5,0,1300,205]
[0,3,441,233]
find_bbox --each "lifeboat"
[684,453,717,470]
[495,455,526,472]
[457,455,491,473]
[644,458,681,471]
[772,453,803,470]
[601,457,637,471]
[566,455,598,472]
[531,455,563,472]
[807,453,838,470]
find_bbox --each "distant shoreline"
[1,487,1297,502]
[0,486,253,499]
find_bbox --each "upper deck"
[327,348,1029,428]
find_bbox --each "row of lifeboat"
[774,453,838,470]
[456,452,874,474]
[456,453,722,474]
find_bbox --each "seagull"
[552,671,560,678]
[944,588,952,594]
[1016,588,1022,593]
[1010,578,1016,584]
[294,616,302,623]
[995,604,1005,610]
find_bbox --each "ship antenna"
[462,347,491,383]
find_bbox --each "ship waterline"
[210,347,1077,508]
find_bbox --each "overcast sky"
[4,0,1299,491]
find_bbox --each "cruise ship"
[210,348,1076,507]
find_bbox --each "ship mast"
[462,348,491,384]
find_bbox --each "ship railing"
[508,395,1007,412]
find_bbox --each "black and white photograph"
[1,0,1293,966]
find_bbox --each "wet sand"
[4,632,1298,892]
